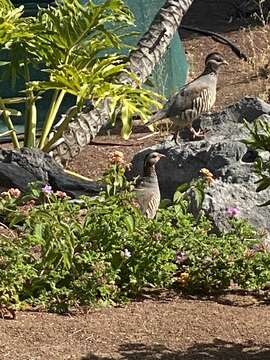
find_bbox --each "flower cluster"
[121,248,131,258]
[41,184,67,198]
[176,272,190,286]
[226,207,240,217]
[41,184,53,194]
[109,150,125,164]
[1,188,21,198]
[200,168,215,185]
[175,250,188,264]
[55,190,67,198]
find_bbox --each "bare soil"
[1,294,269,360]
[1,1,270,358]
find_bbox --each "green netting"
[0,0,188,135]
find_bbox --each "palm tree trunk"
[50,0,194,166]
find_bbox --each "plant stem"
[0,100,20,149]
[38,89,66,150]
[24,61,36,148]
[64,169,94,181]
[43,105,78,152]
[1,112,20,148]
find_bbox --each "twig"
[90,141,136,147]
[137,132,159,141]
[68,328,83,337]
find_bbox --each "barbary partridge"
[146,52,228,143]
[134,152,165,219]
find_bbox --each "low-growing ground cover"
[0,158,269,317]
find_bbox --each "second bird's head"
[144,152,166,168]
[205,52,228,73]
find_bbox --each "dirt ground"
[1,1,270,359]
[1,294,270,360]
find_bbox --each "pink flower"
[226,207,240,217]
[109,150,125,164]
[8,188,21,198]
[55,190,67,198]
[1,188,21,198]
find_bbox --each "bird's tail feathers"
[145,109,167,126]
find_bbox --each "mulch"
[0,294,269,359]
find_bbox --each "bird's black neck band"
[202,64,218,75]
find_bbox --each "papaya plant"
[0,0,162,150]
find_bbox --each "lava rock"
[128,96,270,232]
[0,147,105,198]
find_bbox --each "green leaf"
[124,214,135,233]
[0,0,163,151]
[120,99,132,140]
[256,178,270,192]
[0,61,10,66]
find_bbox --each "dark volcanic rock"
[128,97,270,231]
[0,147,104,198]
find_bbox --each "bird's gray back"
[159,73,217,130]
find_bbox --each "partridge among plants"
[146,52,228,144]
[134,152,165,219]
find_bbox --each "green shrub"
[0,164,269,313]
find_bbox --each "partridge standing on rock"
[134,152,165,219]
[145,52,228,144]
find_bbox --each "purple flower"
[175,251,188,264]
[226,207,240,217]
[42,184,53,194]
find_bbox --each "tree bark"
[50,0,194,166]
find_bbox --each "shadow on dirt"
[81,339,270,359]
